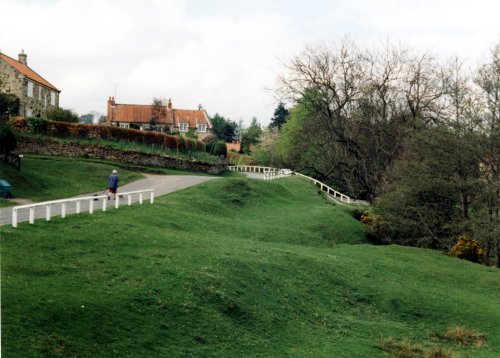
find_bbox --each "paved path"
[0,174,218,227]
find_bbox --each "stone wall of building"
[16,136,227,174]
[0,56,59,117]
[0,59,23,100]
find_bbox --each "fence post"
[12,209,17,228]
[76,200,81,214]
[139,193,143,204]
[150,191,154,204]
[89,199,94,214]
[46,204,51,221]
[102,198,107,211]
[115,197,119,209]
[61,202,66,218]
[29,207,35,224]
[128,195,132,206]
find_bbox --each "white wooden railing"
[11,189,154,228]
[228,165,277,173]
[228,165,351,203]
[294,173,351,203]
[114,189,154,208]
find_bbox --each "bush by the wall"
[212,140,227,157]
[10,118,206,153]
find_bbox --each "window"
[179,123,188,132]
[119,123,129,129]
[27,81,33,97]
[51,92,56,105]
[197,124,207,133]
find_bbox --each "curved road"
[0,174,219,227]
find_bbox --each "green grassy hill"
[0,155,143,204]
[1,176,499,357]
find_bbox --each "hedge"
[10,118,206,152]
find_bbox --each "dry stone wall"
[16,136,226,174]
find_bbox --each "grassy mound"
[1,177,499,357]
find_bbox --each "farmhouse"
[0,50,60,117]
[107,97,213,139]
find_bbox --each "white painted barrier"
[114,189,154,209]
[12,195,107,228]
[228,165,351,203]
[294,173,350,203]
[11,188,155,228]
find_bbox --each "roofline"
[0,52,61,93]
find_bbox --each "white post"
[115,197,119,209]
[139,193,143,204]
[76,200,81,214]
[29,207,35,224]
[102,198,107,211]
[150,191,154,204]
[128,195,132,206]
[46,204,51,221]
[89,199,94,214]
[61,202,66,218]
[12,209,17,228]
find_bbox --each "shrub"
[9,119,207,153]
[352,209,366,221]
[360,214,391,244]
[44,107,79,122]
[447,235,485,263]
[0,124,17,155]
[212,140,227,157]
[26,116,47,134]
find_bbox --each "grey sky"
[1,0,499,125]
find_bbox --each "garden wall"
[16,137,226,174]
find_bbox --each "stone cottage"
[0,50,60,117]
[107,97,213,140]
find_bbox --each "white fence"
[11,189,154,228]
[228,165,276,173]
[228,165,293,180]
[294,173,350,203]
[228,165,351,203]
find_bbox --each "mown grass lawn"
[0,155,143,203]
[1,177,499,357]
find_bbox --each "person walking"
[107,169,119,200]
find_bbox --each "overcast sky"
[1,0,499,125]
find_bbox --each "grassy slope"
[0,155,143,203]
[1,177,499,357]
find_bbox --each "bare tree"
[150,97,166,132]
[475,42,500,266]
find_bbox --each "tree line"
[253,39,500,266]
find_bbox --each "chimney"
[167,98,174,129]
[18,50,27,66]
[198,104,203,111]
[107,96,116,126]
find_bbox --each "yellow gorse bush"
[447,234,485,263]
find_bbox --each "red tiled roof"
[112,104,161,124]
[110,103,212,128]
[0,52,60,92]
[173,109,211,128]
